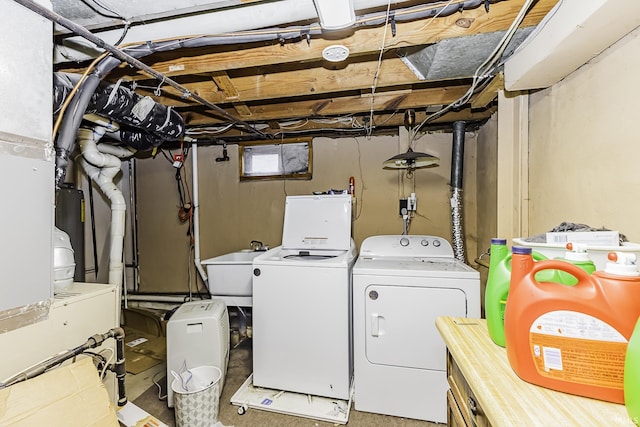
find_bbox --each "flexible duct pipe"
[54,73,185,151]
[450,121,467,264]
[78,120,133,289]
[191,143,209,289]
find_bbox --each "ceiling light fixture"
[322,44,350,62]
[313,0,356,31]
[383,148,440,171]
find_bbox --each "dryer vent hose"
[450,121,467,264]
[450,187,466,263]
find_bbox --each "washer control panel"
[359,235,454,258]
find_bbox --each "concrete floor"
[126,336,441,427]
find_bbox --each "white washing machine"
[252,194,356,400]
[352,235,480,423]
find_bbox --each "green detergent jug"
[486,240,599,347]
[625,314,640,425]
[485,238,510,347]
[485,239,548,347]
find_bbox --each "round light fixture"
[383,148,440,170]
[322,45,350,62]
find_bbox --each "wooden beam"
[210,71,239,99]
[182,107,496,137]
[209,71,252,116]
[470,72,504,109]
[141,56,456,106]
[180,85,472,125]
[232,102,252,117]
[88,0,558,81]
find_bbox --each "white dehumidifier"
[166,299,230,407]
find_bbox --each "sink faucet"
[250,240,268,251]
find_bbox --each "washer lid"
[253,244,356,267]
[282,194,352,250]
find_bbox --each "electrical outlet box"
[399,198,408,216]
[408,193,417,211]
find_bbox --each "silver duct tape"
[0,299,51,335]
[450,187,467,264]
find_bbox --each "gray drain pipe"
[450,121,467,264]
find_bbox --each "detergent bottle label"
[529,310,627,389]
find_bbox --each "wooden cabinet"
[447,350,490,427]
[437,317,634,426]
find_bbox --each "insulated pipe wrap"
[55,73,185,151]
[451,121,466,190]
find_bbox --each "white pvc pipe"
[77,123,132,291]
[124,294,188,303]
[191,143,209,289]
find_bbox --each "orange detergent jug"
[505,247,640,403]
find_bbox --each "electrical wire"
[80,0,122,20]
[373,0,460,52]
[190,115,365,138]
[411,0,458,33]
[187,237,193,302]
[113,21,131,46]
[185,123,235,136]
[152,370,167,400]
[352,137,365,221]
[78,0,131,46]
[366,0,463,138]
[52,53,108,139]
[411,0,536,142]
[367,0,393,138]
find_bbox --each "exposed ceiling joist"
[53,0,560,140]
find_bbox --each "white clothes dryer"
[252,194,356,400]
[352,235,480,423]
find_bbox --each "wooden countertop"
[436,317,634,426]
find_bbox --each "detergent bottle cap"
[491,238,507,245]
[512,246,532,255]
[563,242,591,262]
[605,252,640,276]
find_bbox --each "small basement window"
[239,138,312,181]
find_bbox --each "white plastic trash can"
[171,366,222,427]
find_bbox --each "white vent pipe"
[78,114,134,289]
[191,142,209,288]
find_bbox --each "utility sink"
[202,250,263,297]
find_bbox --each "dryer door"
[364,283,467,370]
